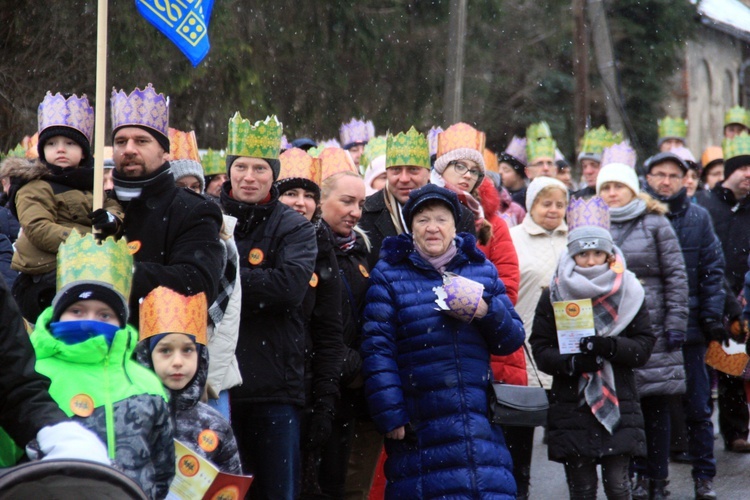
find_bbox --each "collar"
[220,181,280,235]
[113,162,174,201]
[645,185,689,216]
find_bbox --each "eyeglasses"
[449,161,481,178]
[527,160,556,169]
[648,172,683,182]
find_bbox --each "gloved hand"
[304,411,333,451]
[566,354,604,376]
[665,330,685,352]
[36,421,110,464]
[701,319,730,347]
[88,209,121,238]
[579,336,617,359]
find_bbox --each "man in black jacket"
[220,114,316,500]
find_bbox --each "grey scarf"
[608,198,646,223]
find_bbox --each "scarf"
[431,170,486,232]
[608,198,647,223]
[416,240,458,273]
[208,216,238,328]
[384,189,407,235]
[42,164,95,191]
[550,247,645,433]
[332,230,357,253]
[112,163,173,201]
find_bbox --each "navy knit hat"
[52,284,128,328]
[402,184,461,231]
[226,155,281,181]
[38,126,93,168]
[498,152,527,179]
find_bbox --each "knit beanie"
[38,126,93,168]
[433,148,486,177]
[274,177,321,204]
[568,225,614,257]
[113,124,170,153]
[52,283,128,328]
[364,155,387,196]
[402,184,462,231]
[170,159,206,193]
[524,176,568,213]
[644,151,688,174]
[498,152,527,179]
[226,155,281,181]
[596,163,640,197]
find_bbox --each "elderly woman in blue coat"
[361,184,525,499]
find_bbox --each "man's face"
[580,159,601,188]
[386,166,430,204]
[723,165,750,198]
[525,158,558,179]
[724,124,748,140]
[229,157,274,204]
[659,138,684,152]
[113,127,168,177]
[646,161,684,198]
[348,144,365,167]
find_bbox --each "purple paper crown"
[567,196,610,233]
[38,92,95,143]
[504,136,528,165]
[600,141,636,169]
[280,135,291,151]
[320,138,341,149]
[110,83,169,138]
[669,145,696,163]
[340,118,375,147]
[427,126,443,156]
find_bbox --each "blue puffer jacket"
[361,233,525,499]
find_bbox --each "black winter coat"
[530,288,655,463]
[221,183,317,405]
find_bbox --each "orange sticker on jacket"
[178,454,200,477]
[610,259,624,274]
[358,264,369,278]
[127,241,141,255]
[248,248,264,265]
[309,273,319,288]
[70,394,95,417]
[565,302,581,317]
[198,429,219,453]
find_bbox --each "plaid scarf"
[209,217,239,327]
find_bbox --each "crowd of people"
[0,84,748,500]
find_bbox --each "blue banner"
[135,0,214,67]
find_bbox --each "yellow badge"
[211,486,241,500]
[358,264,370,278]
[565,302,581,317]
[610,258,624,274]
[70,394,95,417]
[178,453,200,477]
[198,429,219,453]
[127,240,141,255]
[248,248,264,265]
[309,273,319,288]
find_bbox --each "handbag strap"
[522,343,545,387]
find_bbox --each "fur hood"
[477,177,501,216]
[380,232,485,266]
[638,191,669,216]
[0,157,47,182]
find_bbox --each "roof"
[694,0,750,42]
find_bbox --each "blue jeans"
[632,395,670,480]
[207,390,231,422]
[681,343,716,479]
[231,402,301,500]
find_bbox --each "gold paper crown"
[139,287,207,345]
[319,147,357,182]
[38,92,95,143]
[168,128,201,161]
[361,136,387,169]
[201,148,226,177]
[226,113,283,159]
[386,127,430,169]
[526,121,552,141]
[279,147,322,185]
[724,106,750,129]
[56,232,133,305]
[110,84,169,138]
[483,149,499,173]
[723,132,750,161]
[657,116,687,141]
[526,137,557,164]
[22,133,39,159]
[436,122,486,158]
[578,125,622,156]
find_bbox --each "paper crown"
[427,126,444,157]
[526,121,552,141]
[701,146,723,167]
[504,136,527,165]
[280,135,291,151]
[567,197,610,233]
[434,272,485,323]
[386,127,430,169]
[361,136,387,169]
[320,138,341,149]
[226,113,283,159]
[168,128,200,161]
[38,92,95,144]
[200,148,226,177]
[340,118,375,147]
[724,106,750,129]
[526,137,557,164]
[437,122,486,158]
[56,232,133,306]
[657,116,687,141]
[110,84,169,138]
[22,133,39,159]
[601,141,637,169]
[279,147,322,184]
[0,143,27,161]
[670,145,696,163]
[318,147,357,182]
[483,149,499,173]
[723,132,750,161]
[578,126,622,156]
[139,287,207,345]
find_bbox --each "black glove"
[665,330,685,352]
[304,411,333,451]
[89,209,121,238]
[701,319,730,347]
[579,336,617,359]
[566,354,604,375]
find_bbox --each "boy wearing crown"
[29,232,174,498]
[5,92,123,323]
[110,84,224,321]
[219,113,316,499]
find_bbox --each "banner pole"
[92,0,108,212]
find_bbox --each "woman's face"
[371,172,387,192]
[704,164,724,190]
[279,187,317,221]
[441,160,481,192]
[599,182,635,208]
[683,169,699,197]
[321,175,366,236]
[574,250,609,268]
[530,188,567,231]
[412,203,457,257]
[499,162,524,189]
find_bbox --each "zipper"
[104,353,116,461]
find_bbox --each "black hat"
[498,152,527,179]
[38,126,93,168]
[645,151,688,174]
[52,284,128,328]
[291,138,317,151]
[225,155,281,181]
[402,184,461,231]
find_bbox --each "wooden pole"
[587,0,624,134]
[92,0,108,212]
[573,0,589,151]
[443,0,467,124]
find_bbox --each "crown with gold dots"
[578,126,622,160]
[567,196,610,233]
[168,128,201,162]
[723,131,750,161]
[657,116,687,142]
[200,149,226,177]
[139,287,207,345]
[724,106,750,129]
[226,113,283,160]
[361,136,387,169]
[386,127,430,169]
[38,92,95,143]
[110,84,169,138]
[340,118,375,147]
[319,147,357,182]
[278,147,322,185]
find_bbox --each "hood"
[380,232,485,266]
[477,176,501,215]
[0,157,47,182]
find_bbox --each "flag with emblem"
[135,0,214,66]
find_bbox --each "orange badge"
[309,273,319,288]
[358,264,369,278]
[565,303,581,318]
[178,454,200,477]
[211,486,241,500]
[610,258,624,274]
[70,394,95,417]
[248,248,264,265]
[198,429,219,453]
[127,240,141,255]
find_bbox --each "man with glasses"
[644,151,724,500]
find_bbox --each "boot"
[650,478,670,499]
[631,475,650,500]
[514,465,530,500]
[694,478,717,500]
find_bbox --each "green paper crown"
[56,232,133,303]
[307,145,325,158]
[0,143,26,162]
[201,148,226,177]
[724,106,750,129]
[723,132,750,161]
[526,137,557,164]
[657,116,687,140]
[226,113,283,159]
[526,121,552,141]
[386,127,430,169]
[361,136,387,169]
[578,126,623,155]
